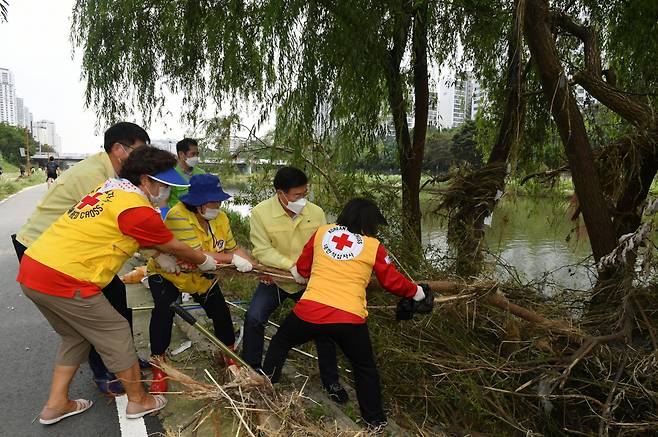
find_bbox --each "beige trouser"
[22,285,137,373]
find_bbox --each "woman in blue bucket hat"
[147,173,256,392]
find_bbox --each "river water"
[422,196,595,290]
[223,191,595,290]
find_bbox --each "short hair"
[273,166,308,192]
[336,198,388,237]
[118,146,177,186]
[176,138,199,154]
[49,156,54,161]
[104,122,150,152]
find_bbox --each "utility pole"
[25,127,31,173]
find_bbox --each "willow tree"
[521,0,658,312]
[438,0,527,276]
[72,0,463,246]
[434,0,658,284]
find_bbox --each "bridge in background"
[29,154,285,174]
[31,152,89,169]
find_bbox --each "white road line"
[115,394,148,437]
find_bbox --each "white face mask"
[282,194,307,215]
[185,156,199,168]
[146,185,171,206]
[201,207,220,220]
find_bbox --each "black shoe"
[324,383,349,403]
[365,420,388,434]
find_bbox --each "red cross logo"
[331,233,353,251]
[77,192,102,209]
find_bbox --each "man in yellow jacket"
[11,122,150,394]
[242,166,347,402]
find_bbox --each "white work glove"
[289,265,307,285]
[155,253,180,274]
[232,254,253,272]
[197,254,218,272]
[412,285,426,301]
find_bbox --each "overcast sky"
[0,0,217,153]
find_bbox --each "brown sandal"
[39,399,93,425]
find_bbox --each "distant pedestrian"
[46,156,60,188]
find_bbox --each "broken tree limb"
[210,263,585,341]
[419,280,584,340]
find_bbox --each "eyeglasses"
[119,143,137,152]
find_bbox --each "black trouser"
[148,274,235,356]
[11,234,133,378]
[262,312,385,425]
[242,281,340,388]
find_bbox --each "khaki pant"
[22,285,137,373]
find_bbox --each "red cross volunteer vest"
[25,178,153,289]
[302,224,379,318]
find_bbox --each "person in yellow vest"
[242,166,345,402]
[262,198,433,432]
[16,146,220,425]
[147,173,256,392]
[12,121,151,395]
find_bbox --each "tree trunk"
[385,2,428,249]
[574,72,655,129]
[444,2,525,276]
[524,0,618,263]
[406,1,429,245]
[603,129,658,238]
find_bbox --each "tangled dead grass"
[157,359,379,436]
[359,277,658,436]
[156,268,658,436]
[159,278,658,436]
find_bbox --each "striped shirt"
[148,202,236,293]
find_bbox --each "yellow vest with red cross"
[302,224,379,318]
[25,178,153,289]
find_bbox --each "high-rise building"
[16,97,24,126]
[451,78,474,127]
[427,91,441,129]
[14,97,33,130]
[33,120,61,153]
[437,73,483,129]
[471,82,486,117]
[24,108,33,131]
[0,67,17,125]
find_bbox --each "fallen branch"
[599,352,628,437]
[419,280,584,340]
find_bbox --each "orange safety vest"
[302,224,379,318]
[25,178,153,289]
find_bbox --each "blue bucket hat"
[149,167,190,187]
[179,174,231,206]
